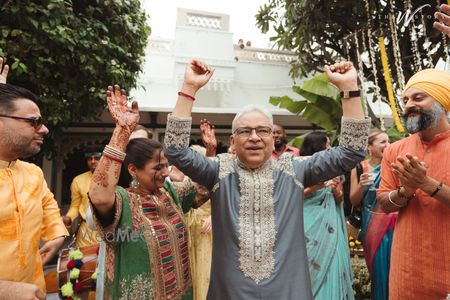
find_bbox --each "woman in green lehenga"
[89,85,195,299]
[301,132,354,300]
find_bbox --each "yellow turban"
[403,69,450,112]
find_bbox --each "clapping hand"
[0,57,9,84]
[434,4,450,38]
[107,85,139,132]
[324,61,358,91]
[391,153,428,195]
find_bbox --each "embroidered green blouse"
[92,180,195,300]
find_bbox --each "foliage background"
[0,0,149,157]
[257,0,448,132]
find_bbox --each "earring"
[131,174,139,189]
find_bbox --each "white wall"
[131,8,301,116]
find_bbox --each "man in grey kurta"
[164,60,370,299]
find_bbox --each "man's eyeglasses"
[233,126,272,138]
[0,114,46,129]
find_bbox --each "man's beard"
[402,103,445,134]
[1,127,41,158]
[274,137,288,150]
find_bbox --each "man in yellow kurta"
[63,145,102,247]
[0,80,68,299]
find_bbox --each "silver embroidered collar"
[237,159,276,283]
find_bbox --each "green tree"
[0,0,149,157]
[256,0,447,126]
[270,73,342,147]
[271,73,407,145]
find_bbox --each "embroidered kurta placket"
[237,161,276,283]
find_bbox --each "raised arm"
[164,60,218,189]
[200,118,217,157]
[299,62,369,187]
[89,85,139,217]
[172,60,214,117]
[434,4,450,38]
[325,61,364,119]
[0,57,9,84]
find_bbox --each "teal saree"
[360,165,397,300]
[304,186,354,300]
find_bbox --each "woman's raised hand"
[107,84,140,132]
[0,57,9,84]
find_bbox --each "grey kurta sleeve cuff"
[171,176,195,198]
[339,117,371,150]
[164,114,192,149]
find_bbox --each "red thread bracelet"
[178,91,196,101]
[102,152,124,164]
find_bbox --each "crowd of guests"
[1,4,450,300]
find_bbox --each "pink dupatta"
[363,203,397,273]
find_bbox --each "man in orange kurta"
[0,82,68,299]
[377,69,450,299]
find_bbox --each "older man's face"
[231,111,274,169]
[402,87,446,133]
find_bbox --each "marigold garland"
[379,36,405,133]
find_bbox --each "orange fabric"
[0,160,68,291]
[377,130,450,299]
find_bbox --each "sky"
[142,0,274,48]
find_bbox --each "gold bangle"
[388,191,406,208]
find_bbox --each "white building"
[47,8,315,208]
[130,8,314,138]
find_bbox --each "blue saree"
[360,165,397,300]
[304,186,354,300]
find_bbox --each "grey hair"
[231,105,274,133]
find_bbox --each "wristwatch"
[340,90,361,99]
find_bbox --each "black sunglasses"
[0,114,46,129]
